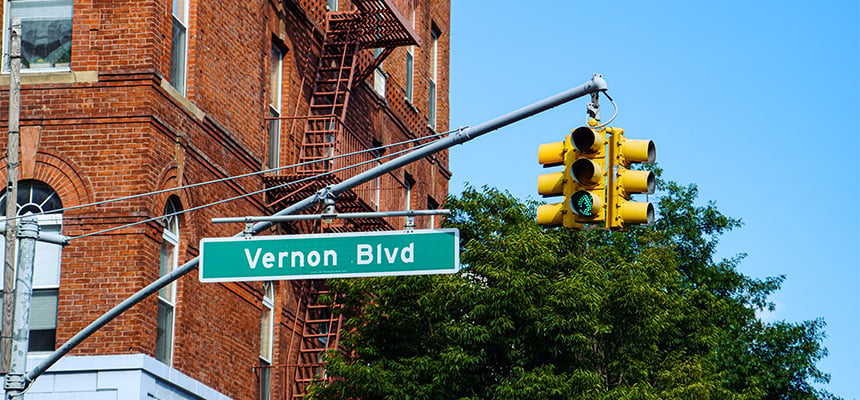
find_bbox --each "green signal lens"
[570,191,596,217]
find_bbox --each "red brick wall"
[0,0,450,398]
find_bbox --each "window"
[372,176,381,211]
[428,25,440,130]
[170,0,189,94]
[268,44,284,170]
[0,180,63,352]
[427,196,439,229]
[259,282,274,400]
[373,48,386,98]
[405,48,414,103]
[405,9,415,103]
[156,197,180,365]
[404,173,414,211]
[326,0,337,11]
[3,0,73,71]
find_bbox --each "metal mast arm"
[24,73,607,385]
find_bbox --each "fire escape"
[265,0,420,235]
[261,1,420,399]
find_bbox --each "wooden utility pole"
[2,17,22,374]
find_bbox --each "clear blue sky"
[448,1,859,397]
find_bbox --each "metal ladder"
[291,283,343,399]
[297,13,360,175]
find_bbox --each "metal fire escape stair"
[290,284,343,399]
[297,14,359,175]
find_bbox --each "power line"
[0,129,454,224]
[68,138,439,241]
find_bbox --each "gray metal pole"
[2,17,23,375]
[24,74,607,385]
[4,217,37,399]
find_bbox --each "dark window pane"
[28,329,56,352]
[169,17,187,94]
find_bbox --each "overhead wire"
[68,136,442,241]
[1,128,455,226]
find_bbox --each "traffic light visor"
[537,203,564,226]
[621,139,656,164]
[619,201,655,225]
[538,171,564,197]
[619,169,656,194]
[571,127,604,154]
[538,141,566,167]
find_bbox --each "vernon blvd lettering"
[199,229,459,282]
[243,243,415,269]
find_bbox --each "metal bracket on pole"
[0,222,71,246]
[5,216,38,399]
[588,91,600,124]
[404,215,415,232]
[243,223,254,239]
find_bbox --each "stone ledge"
[0,71,98,86]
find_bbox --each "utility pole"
[2,17,22,374]
[3,217,37,399]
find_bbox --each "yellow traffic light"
[606,127,656,229]
[568,126,607,225]
[536,137,571,227]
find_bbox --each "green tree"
[308,181,836,400]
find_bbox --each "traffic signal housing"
[606,127,656,229]
[568,126,607,225]
[536,126,608,229]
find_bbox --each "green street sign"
[199,229,460,282]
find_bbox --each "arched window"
[156,197,180,364]
[0,180,63,352]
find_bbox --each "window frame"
[0,180,63,353]
[169,0,190,95]
[428,24,440,130]
[156,198,180,365]
[2,0,74,73]
[268,43,284,170]
[373,48,386,98]
[405,8,415,104]
[259,282,274,400]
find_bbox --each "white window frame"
[428,25,440,130]
[373,48,386,98]
[0,181,63,353]
[268,44,283,170]
[427,196,438,229]
[156,199,180,365]
[372,176,381,211]
[259,282,274,400]
[2,0,74,73]
[405,9,415,104]
[170,0,190,95]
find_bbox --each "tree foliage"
[308,179,836,400]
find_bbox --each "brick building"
[0,0,449,398]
